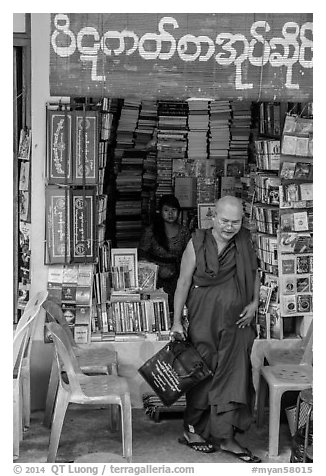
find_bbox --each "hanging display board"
[49,13,313,101]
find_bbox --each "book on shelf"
[197,203,215,229]
[280,161,296,180]
[280,210,311,233]
[257,303,282,340]
[225,158,246,178]
[74,325,89,344]
[19,190,30,222]
[138,261,158,291]
[111,248,138,289]
[279,232,313,255]
[174,177,197,208]
[18,128,31,160]
[293,162,313,180]
[19,161,30,191]
[46,263,94,343]
[258,285,273,315]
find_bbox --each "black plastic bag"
[138,340,212,406]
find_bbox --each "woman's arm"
[170,239,196,338]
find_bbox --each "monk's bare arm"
[170,239,196,335]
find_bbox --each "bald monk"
[171,196,261,462]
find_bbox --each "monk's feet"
[178,431,216,453]
[219,438,261,463]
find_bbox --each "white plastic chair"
[257,331,313,456]
[42,299,119,430]
[13,290,48,459]
[46,322,132,463]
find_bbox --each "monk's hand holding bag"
[138,340,212,406]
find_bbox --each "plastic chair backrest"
[47,322,84,394]
[13,291,48,367]
[13,332,28,379]
[42,300,76,348]
[14,291,48,343]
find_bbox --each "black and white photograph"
[9,6,316,472]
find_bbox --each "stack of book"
[47,264,94,344]
[138,100,158,226]
[187,99,209,160]
[114,99,141,171]
[156,101,188,200]
[227,101,251,178]
[97,98,121,242]
[134,100,157,150]
[209,100,231,175]
[115,150,145,247]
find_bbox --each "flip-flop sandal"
[178,436,216,453]
[221,447,262,463]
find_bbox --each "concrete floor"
[16,405,292,464]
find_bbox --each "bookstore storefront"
[26,13,313,410]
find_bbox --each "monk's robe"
[184,227,258,440]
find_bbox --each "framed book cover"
[47,110,73,184]
[224,158,246,178]
[279,232,313,255]
[281,134,297,156]
[73,111,99,185]
[294,162,312,180]
[297,294,312,313]
[19,190,30,222]
[71,188,96,262]
[18,128,31,160]
[293,211,309,232]
[45,186,71,264]
[111,248,138,289]
[197,203,215,229]
[280,161,296,180]
[300,183,313,201]
[295,136,309,157]
[19,161,30,191]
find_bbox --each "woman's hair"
[153,195,181,250]
[158,194,181,212]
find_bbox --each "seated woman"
[138,195,191,321]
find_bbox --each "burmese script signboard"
[49,13,313,101]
